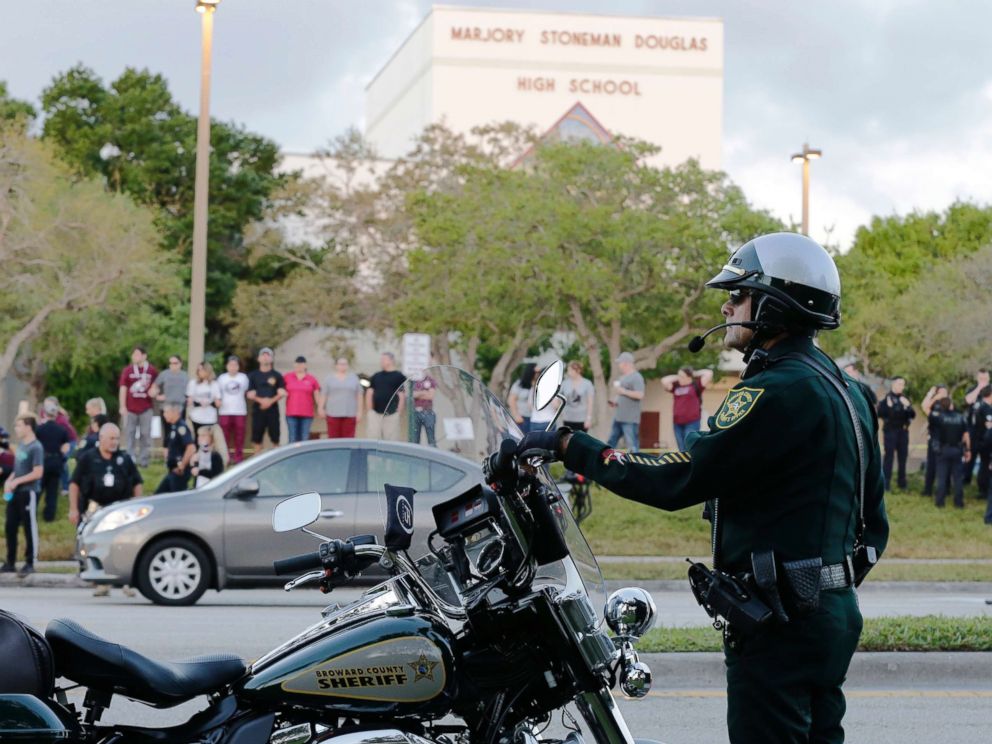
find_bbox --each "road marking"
[618,689,992,700]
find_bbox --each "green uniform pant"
[724,589,862,743]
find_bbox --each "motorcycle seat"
[45,618,246,708]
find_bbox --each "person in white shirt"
[185,362,221,439]
[191,426,225,488]
[216,355,250,464]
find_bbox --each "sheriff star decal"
[714,387,765,430]
[408,654,439,682]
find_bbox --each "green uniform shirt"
[564,336,889,573]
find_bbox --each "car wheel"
[136,537,210,606]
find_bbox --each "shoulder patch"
[601,448,627,466]
[714,387,765,430]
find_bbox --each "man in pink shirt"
[118,345,158,467]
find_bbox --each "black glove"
[517,429,566,461]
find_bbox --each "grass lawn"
[1,461,167,562]
[639,615,992,653]
[602,560,992,583]
[581,472,992,560]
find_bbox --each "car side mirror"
[232,478,259,499]
[272,492,321,533]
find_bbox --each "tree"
[0,82,35,125]
[858,244,992,394]
[405,137,782,430]
[0,128,180,411]
[39,65,287,347]
[826,201,992,384]
[404,164,554,390]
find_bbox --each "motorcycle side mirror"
[534,359,565,411]
[272,492,321,533]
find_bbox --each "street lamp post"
[790,142,822,236]
[188,0,221,371]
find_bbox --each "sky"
[2,0,991,249]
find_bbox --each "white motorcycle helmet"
[706,232,841,331]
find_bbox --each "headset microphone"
[688,322,762,353]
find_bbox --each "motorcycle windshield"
[371,365,606,617]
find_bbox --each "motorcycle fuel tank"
[239,613,455,717]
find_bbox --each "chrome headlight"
[93,504,154,533]
[605,587,657,640]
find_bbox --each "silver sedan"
[77,439,475,605]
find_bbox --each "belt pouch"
[782,557,823,616]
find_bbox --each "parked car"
[77,439,475,605]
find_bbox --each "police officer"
[67,422,143,598]
[931,398,970,508]
[962,371,989,488]
[921,385,950,497]
[519,233,889,743]
[67,423,142,526]
[876,377,915,491]
[973,386,992,502]
[156,403,195,494]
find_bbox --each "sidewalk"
[0,561,86,588]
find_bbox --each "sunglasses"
[727,289,751,306]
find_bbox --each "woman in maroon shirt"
[661,366,714,450]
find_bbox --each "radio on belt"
[432,484,498,539]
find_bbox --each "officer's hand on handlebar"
[516,429,567,462]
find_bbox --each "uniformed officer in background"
[68,422,142,597]
[68,423,142,526]
[876,377,915,491]
[921,385,950,497]
[520,232,889,743]
[155,403,195,494]
[962,369,990,487]
[972,386,992,503]
[930,397,970,508]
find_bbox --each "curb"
[0,573,88,588]
[641,652,992,689]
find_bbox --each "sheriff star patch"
[714,387,764,430]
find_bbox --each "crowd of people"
[872,368,992,523]
[5,341,989,581]
[0,345,416,581]
[509,355,714,456]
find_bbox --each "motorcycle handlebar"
[273,551,323,576]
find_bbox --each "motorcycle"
[0,362,661,744]
[556,471,592,524]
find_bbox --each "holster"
[750,551,790,623]
[687,560,773,635]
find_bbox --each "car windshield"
[371,365,606,616]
